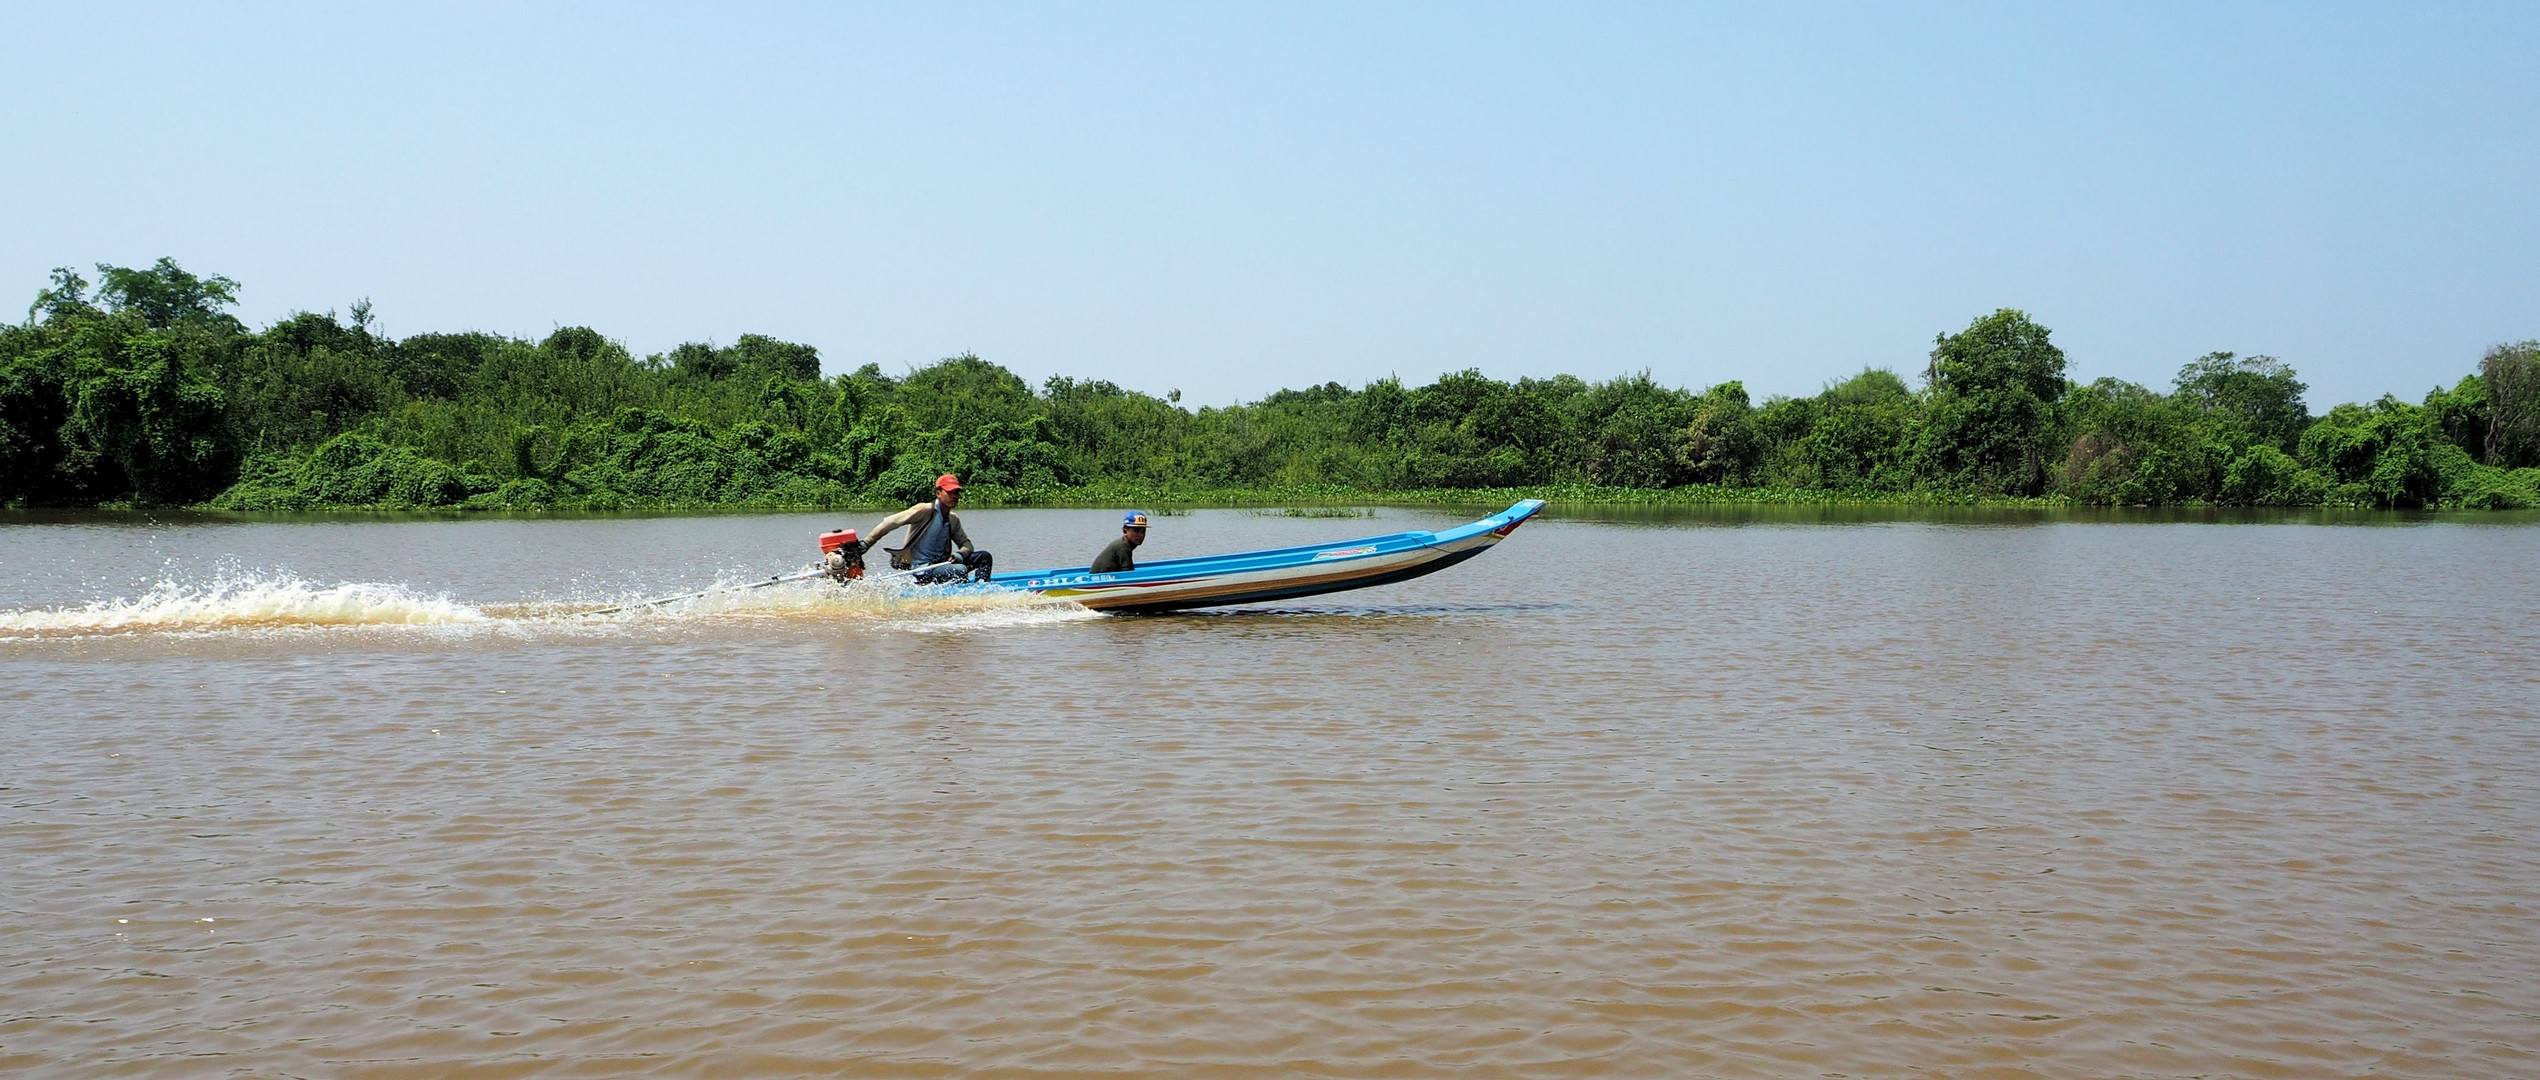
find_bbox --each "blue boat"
[991,500,1545,613]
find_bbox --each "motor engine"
[818,528,865,581]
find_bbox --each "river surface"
[3,506,2537,1078]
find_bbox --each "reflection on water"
[4,506,2538,1077]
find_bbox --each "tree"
[669,335,824,382]
[1464,381,1561,484]
[224,310,398,451]
[2,261,249,505]
[1925,309,2067,402]
[1567,372,1694,488]
[27,267,95,324]
[0,335,71,503]
[1822,366,1911,407]
[1915,309,2069,494]
[542,326,615,363]
[1674,381,1758,485]
[898,353,1037,430]
[2483,341,2540,468]
[387,332,496,399]
[2423,374,2490,462]
[1762,368,1916,491]
[728,334,821,381]
[94,258,243,333]
[2057,377,2213,504]
[56,337,236,504]
[2173,352,2308,451]
[668,341,736,380]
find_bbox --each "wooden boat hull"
[987,500,1545,613]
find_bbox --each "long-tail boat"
[988,499,1544,613]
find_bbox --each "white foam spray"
[589,575,1099,630]
[0,573,491,637]
[1,570,1095,639]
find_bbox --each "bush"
[208,434,486,509]
[2298,399,2474,508]
[2445,465,2540,510]
[317,434,477,507]
[2219,445,2330,505]
[466,477,556,510]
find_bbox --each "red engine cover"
[818,529,859,553]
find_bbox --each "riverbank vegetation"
[5,260,2537,511]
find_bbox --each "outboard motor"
[818,528,865,582]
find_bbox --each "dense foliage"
[5,261,2537,510]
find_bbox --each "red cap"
[935,473,963,492]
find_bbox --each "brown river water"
[3,505,2537,1078]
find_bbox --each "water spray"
[572,566,836,618]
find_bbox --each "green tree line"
[5,260,2538,510]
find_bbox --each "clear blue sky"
[5,3,2533,410]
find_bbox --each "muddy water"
[4,507,2537,1078]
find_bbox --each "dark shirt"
[911,501,958,565]
[1090,535,1138,573]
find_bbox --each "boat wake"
[550,575,1096,630]
[0,571,1092,640]
[0,573,494,637]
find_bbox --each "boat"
[989,499,1546,613]
[582,500,1546,619]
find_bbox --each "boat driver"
[864,473,992,583]
[1090,511,1150,573]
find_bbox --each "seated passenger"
[1090,511,1150,573]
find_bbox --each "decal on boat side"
[1311,545,1379,561]
[1025,573,1116,588]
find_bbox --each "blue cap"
[1123,511,1152,528]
